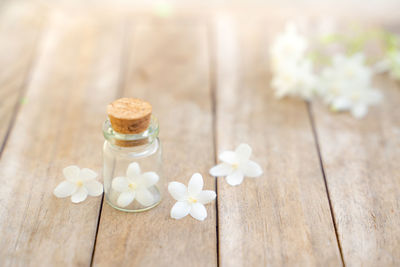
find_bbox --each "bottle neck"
[103,116,159,148]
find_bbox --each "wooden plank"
[311,76,400,265]
[92,20,217,266]
[0,14,125,266]
[0,4,42,152]
[213,16,343,266]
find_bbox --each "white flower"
[270,23,317,100]
[270,23,308,72]
[209,144,263,186]
[319,53,383,118]
[111,162,159,207]
[373,51,400,80]
[271,58,317,100]
[53,166,103,203]
[168,173,216,221]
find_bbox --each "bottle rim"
[103,115,159,147]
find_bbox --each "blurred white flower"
[169,173,216,221]
[319,53,383,118]
[54,166,103,203]
[373,48,400,80]
[271,59,317,100]
[210,144,262,186]
[270,23,308,72]
[373,58,391,74]
[270,23,317,100]
[112,162,159,207]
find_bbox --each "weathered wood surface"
[0,5,42,152]
[92,20,218,267]
[0,13,124,266]
[311,76,400,266]
[0,1,399,266]
[213,17,343,266]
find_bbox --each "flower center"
[188,196,197,203]
[129,183,138,190]
[232,163,239,170]
[76,180,83,187]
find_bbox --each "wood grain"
[92,20,217,267]
[0,14,124,266]
[213,16,343,266]
[312,76,400,266]
[0,4,42,152]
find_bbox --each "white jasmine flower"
[372,58,391,74]
[270,22,317,100]
[111,162,159,207]
[270,23,308,72]
[168,173,216,221]
[271,59,317,100]
[373,51,400,79]
[319,52,383,118]
[54,166,103,203]
[330,88,383,118]
[209,144,263,186]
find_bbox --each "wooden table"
[0,1,399,266]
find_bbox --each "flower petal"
[351,104,368,119]
[209,163,233,177]
[242,161,263,177]
[168,182,188,201]
[235,143,252,161]
[197,190,216,204]
[112,177,129,192]
[189,202,207,221]
[135,188,155,206]
[117,191,135,207]
[126,162,141,178]
[188,173,203,196]
[218,151,237,164]
[84,180,103,196]
[170,201,191,220]
[141,172,159,188]
[79,168,97,181]
[226,171,244,186]
[71,187,88,203]
[63,165,80,182]
[332,97,351,111]
[54,181,77,198]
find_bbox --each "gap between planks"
[90,19,131,267]
[207,20,220,267]
[307,102,346,267]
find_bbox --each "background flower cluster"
[270,22,400,118]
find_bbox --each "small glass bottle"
[102,98,162,212]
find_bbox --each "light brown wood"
[0,4,42,151]
[311,76,400,266]
[1,1,400,266]
[92,20,218,266]
[213,17,343,266]
[0,14,124,266]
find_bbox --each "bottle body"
[102,117,162,212]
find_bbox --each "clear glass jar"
[103,115,162,212]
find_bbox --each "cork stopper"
[107,98,152,134]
